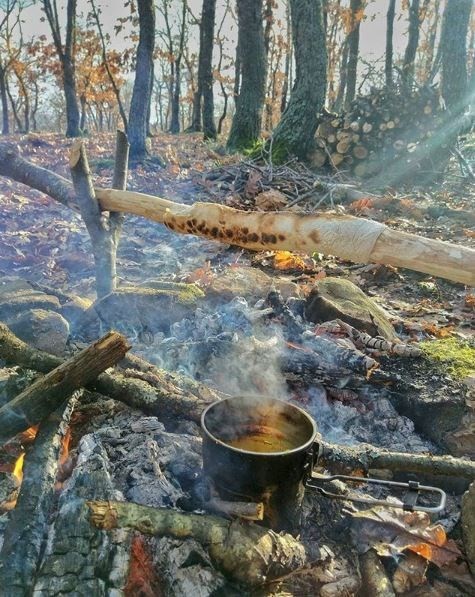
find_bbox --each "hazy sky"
[17,0,424,64]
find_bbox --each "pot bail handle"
[306,473,447,514]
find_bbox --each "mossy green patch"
[244,139,289,164]
[419,337,475,380]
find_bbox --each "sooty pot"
[201,396,446,533]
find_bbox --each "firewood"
[0,323,218,426]
[319,441,475,482]
[0,331,130,446]
[95,188,475,285]
[330,152,344,167]
[359,550,395,597]
[87,500,307,586]
[205,496,265,521]
[353,145,368,160]
[0,393,79,593]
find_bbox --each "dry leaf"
[422,322,454,338]
[273,251,308,271]
[465,294,475,309]
[393,551,428,594]
[185,261,214,286]
[349,197,374,212]
[463,229,475,239]
[351,506,462,567]
[244,169,263,198]
[255,189,288,211]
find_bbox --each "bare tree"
[440,0,472,113]
[385,0,396,88]
[401,0,421,89]
[344,0,364,107]
[0,0,18,134]
[128,0,155,159]
[271,0,326,159]
[42,0,81,137]
[227,0,266,151]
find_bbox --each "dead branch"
[0,323,217,425]
[0,142,77,211]
[358,549,395,597]
[95,188,475,286]
[0,331,130,446]
[87,500,307,586]
[0,393,79,593]
[205,496,265,521]
[320,441,475,481]
[70,140,117,298]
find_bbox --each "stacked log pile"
[313,86,444,178]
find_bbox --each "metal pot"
[201,396,446,532]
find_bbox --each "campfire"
[0,133,474,595]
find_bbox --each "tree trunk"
[201,0,217,140]
[402,0,421,89]
[226,0,266,151]
[280,1,291,114]
[385,0,396,88]
[63,0,81,137]
[270,0,327,159]
[440,0,472,113]
[0,63,9,135]
[79,94,87,131]
[344,0,364,108]
[333,38,349,111]
[128,0,155,159]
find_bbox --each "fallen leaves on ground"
[392,551,428,594]
[351,506,462,567]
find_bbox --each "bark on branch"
[87,500,306,586]
[320,441,475,481]
[0,331,130,446]
[95,189,475,285]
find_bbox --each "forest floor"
[1,131,475,594]
[0,131,473,341]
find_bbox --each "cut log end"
[87,500,119,530]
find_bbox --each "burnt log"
[88,500,307,586]
[319,441,475,482]
[0,331,130,446]
[0,323,218,425]
[0,393,79,594]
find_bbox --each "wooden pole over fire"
[95,189,475,286]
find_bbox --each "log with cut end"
[95,188,475,285]
[87,500,307,586]
[0,331,130,446]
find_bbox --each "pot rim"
[201,395,318,457]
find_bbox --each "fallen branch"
[320,442,475,481]
[0,142,78,211]
[0,331,130,446]
[205,496,264,521]
[358,549,395,597]
[87,500,306,586]
[95,188,475,285]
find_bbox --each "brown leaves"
[254,190,287,211]
[352,506,462,568]
[244,170,263,199]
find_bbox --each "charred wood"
[0,393,79,594]
[319,441,475,482]
[88,500,307,586]
[0,331,130,446]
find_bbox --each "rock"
[462,481,475,576]
[8,309,70,356]
[0,290,61,321]
[207,266,298,303]
[304,277,396,340]
[88,286,205,337]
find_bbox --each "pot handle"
[306,473,447,514]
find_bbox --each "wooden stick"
[359,549,395,597]
[0,393,79,593]
[0,323,217,425]
[0,331,130,446]
[320,441,475,481]
[205,496,264,521]
[95,188,475,285]
[87,500,306,586]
